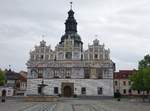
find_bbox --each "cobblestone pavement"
[0,98,150,111]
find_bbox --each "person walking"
[1,89,6,102]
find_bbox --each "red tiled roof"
[114,70,136,79]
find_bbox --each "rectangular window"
[81,87,86,95]
[123,81,126,86]
[97,87,103,95]
[40,55,44,60]
[38,69,43,78]
[94,54,98,59]
[123,89,126,94]
[116,89,119,92]
[38,73,43,78]
[54,87,58,94]
[115,81,118,86]
[128,89,132,94]
[84,68,90,79]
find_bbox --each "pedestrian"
[1,89,6,102]
[116,90,121,101]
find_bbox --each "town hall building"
[26,6,115,97]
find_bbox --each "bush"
[0,69,5,86]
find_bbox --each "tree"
[130,68,150,101]
[130,69,144,91]
[139,54,150,69]
[143,68,150,92]
[130,55,150,102]
[0,69,5,86]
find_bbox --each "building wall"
[114,79,131,95]
[114,79,150,96]
[26,79,114,96]
[26,7,115,97]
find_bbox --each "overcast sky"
[0,0,150,72]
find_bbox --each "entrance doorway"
[64,86,72,97]
[62,83,74,97]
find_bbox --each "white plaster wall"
[26,79,114,96]
[71,68,84,78]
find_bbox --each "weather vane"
[42,34,46,40]
[70,1,73,10]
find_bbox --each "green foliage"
[139,54,150,69]
[130,67,150,92]
[130,54,150,92]
[143,68,150,90]
[130,69,143,91]
[0,69,5,86]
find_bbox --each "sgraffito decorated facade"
[26,7,115,97]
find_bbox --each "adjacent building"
[26,7,115,97]
[4,69,27,95]
[0,87,14,97]
[5,69,20,89]
[114,70,150,96]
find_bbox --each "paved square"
[0,98,150,111]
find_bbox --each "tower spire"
[42,34,44,40]
[60,3,82,45]
[64,2,77,34]
[70,2,73,10]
